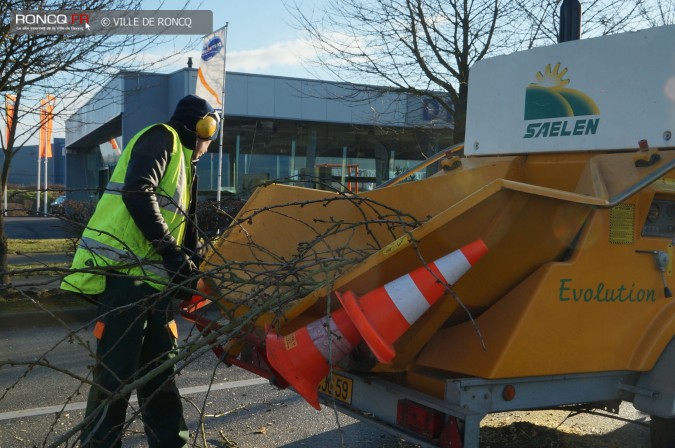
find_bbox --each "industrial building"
[65,66,454,202]
[2,137,66,187]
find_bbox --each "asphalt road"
[0,309,653,448]
[2,218,408,446]
[0,312,418,448]
[1,218,416,446]
[4,216,71,240]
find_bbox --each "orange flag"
[5,94,16,148]
[39,95,55,158]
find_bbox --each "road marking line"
[0,378,269,421]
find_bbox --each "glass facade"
[198,118,453,195]
[65,69,454,202]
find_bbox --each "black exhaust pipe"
[559,0,581,42]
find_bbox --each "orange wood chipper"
[183,24,675,448]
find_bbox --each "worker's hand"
[161,245,199,290]
[195,238,209,266]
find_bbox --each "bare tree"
[287,0,669,145]
[0,184,432,446]
[2,1,673,445]
[638,0,675,26]
[0,0,198,285]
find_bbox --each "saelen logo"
[523,63,600,139]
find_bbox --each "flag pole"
[43,97,54,215]
[43,155,48,214]
[216,23,228,203]
[38,98,46,214]
[36,152,41,213]
[35,155,42,214]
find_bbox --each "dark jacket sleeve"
[182,170,200,256]
[121,125,178,253]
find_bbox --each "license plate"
[318,373,353,404]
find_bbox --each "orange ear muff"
[196,113,220,140]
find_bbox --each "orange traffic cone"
[266,306,362,409]
[338,239,487,363]
[266,239,487,409]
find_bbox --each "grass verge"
[3,238,85,314]
[8,238,75,253]
[0,288,93,313]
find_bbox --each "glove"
[161,245,198,289]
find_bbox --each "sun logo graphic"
[523,63,601,139]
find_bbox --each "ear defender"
[195,112,220,140]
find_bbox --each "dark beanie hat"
[170,95,216,134]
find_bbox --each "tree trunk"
[0,183,9,286]
[0,229,8,286]
[1,137,12,286]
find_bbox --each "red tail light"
[396,399,444,439]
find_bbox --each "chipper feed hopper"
[185,25,675,448]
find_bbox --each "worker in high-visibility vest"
[61,95,219,448]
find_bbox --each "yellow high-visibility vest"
[61,124,193,294]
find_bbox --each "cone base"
[336,290,396,364]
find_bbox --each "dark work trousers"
[80,276,189,448]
